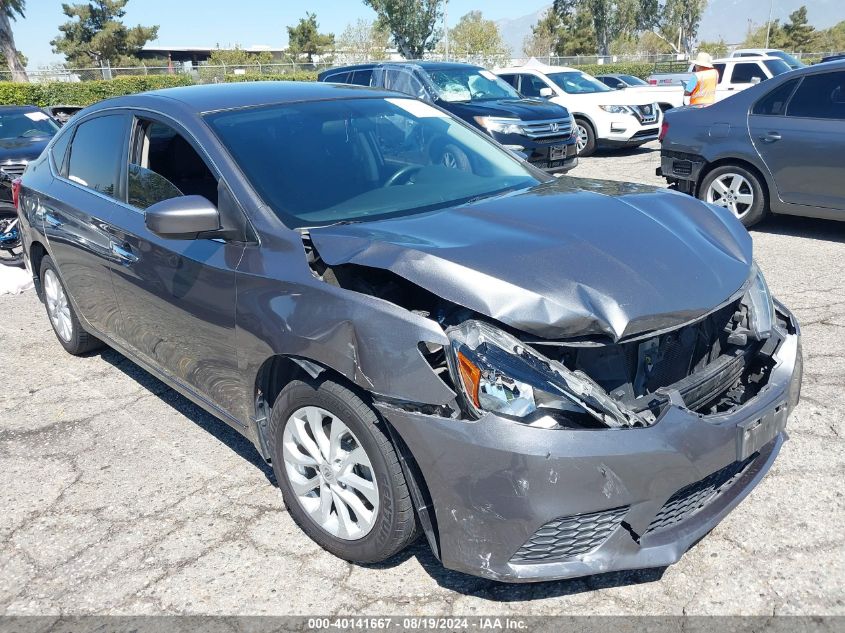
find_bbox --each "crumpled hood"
[310,177,752,342]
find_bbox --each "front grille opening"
[510,506,629,564]
[645,453,758,535]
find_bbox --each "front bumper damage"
[377,305,802,582]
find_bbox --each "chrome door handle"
[110,242,138,265]
[760,132,782,143]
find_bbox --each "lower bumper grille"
[646,453,758,535]
[510,506,628,563]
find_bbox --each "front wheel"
[699,165,767,227]
[575,119,596,156]
[268,378,418,563]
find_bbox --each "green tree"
[782,6,816,51]
[697,38,727,57]
[573,0,638,56]
[0,0,27,81]
[742,20,786,48]
[208,46,274,67]
[523,9,561,57]
[338,19,389,62]
[815,21,845,52]
[286,12,334,63]
[445,11,510,58]
[51,0,158,68]
[638,0,708,55]
[556,4,597,56]
[363,0,443,59]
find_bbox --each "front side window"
[425,67,522,102]
[518,74,550,98]
[763,59,791,76]
[206,97,539,228]
[620,74,647,86]
[66,114,127,198]
[731,63,767,84]
[0,109,59,141]
[383,68,427,100]
[787,72,845,120]
[128,119,218,210]
[546,71,611,94]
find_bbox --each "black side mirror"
[145,195,221,240]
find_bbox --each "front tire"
[699,164,767,227]
[39,255,102,355]
[575,118,596,156]
[267,378,418,563]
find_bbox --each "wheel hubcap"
[282,406,379,540]
[43,269,73,342]
[577,125,588,152]
[706,173,754,218]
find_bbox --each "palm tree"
[0,1,27,82]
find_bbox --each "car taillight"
[658,121,669,143]
[11,178,21,210]
[648,79,657,85]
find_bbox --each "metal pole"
[443,0,449,60]
[765,0,774,48]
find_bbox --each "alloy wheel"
[43,269,73,342]
[705,173,755,219]
[576,125,589,153]
[282,406,379,540]
[441,151,458,169]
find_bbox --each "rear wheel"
[268,378,418,563]
[40,256,102,355]
[575,119,596,156]
[699,164,767,227]
[436,143,471,171]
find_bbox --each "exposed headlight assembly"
[474,116,525,135]
[446,320,644,428]
[598,104,634,114]
[744,261,775,339]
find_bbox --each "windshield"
[764,58,793,76]
[425,67,522,102]
[0,110,59,140]
[620,74,647,86]
[546,71,612,94]
[206,97,539,229]
[770,51,804,69]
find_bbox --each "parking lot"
[1,141,843,616]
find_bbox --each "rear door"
[750,71,845,211]
[105,112,246,419]
[40,113,128,335]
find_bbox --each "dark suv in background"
[318,62,579,173]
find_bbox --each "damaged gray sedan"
[17,82,802,582]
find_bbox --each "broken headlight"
[745,261,774,339]
[446,320,644,428]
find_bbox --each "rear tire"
[436,143,471,171]
[699,164,767,228]
[267,377,419,563]
[39,255,102,355]
[575,118,596,156]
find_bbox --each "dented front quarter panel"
[233,220,455,420]
[310,176,752,342]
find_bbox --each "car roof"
[322,61,483,74]
[712,55,783,63]
[496,65,578,74]
[0,105,44,112]
[86,80,401,115]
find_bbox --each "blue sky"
[14,0,551,68]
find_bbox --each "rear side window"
[787,71,845,120]
[383,68,427,99]
[752,78,799,116]
[50,128,72,175]
[324,71,351,84]
[66,115,126,198]
[350,69,373,86]
[731,63,766,84]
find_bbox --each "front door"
[750,70,845,211]
[106,114,245,419]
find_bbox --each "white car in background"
[495,62,662,156]
[730,48,805,70]
[594,73,685,111]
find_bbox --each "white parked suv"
[496,62,661,156]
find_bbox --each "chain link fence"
[3,50,840,84]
